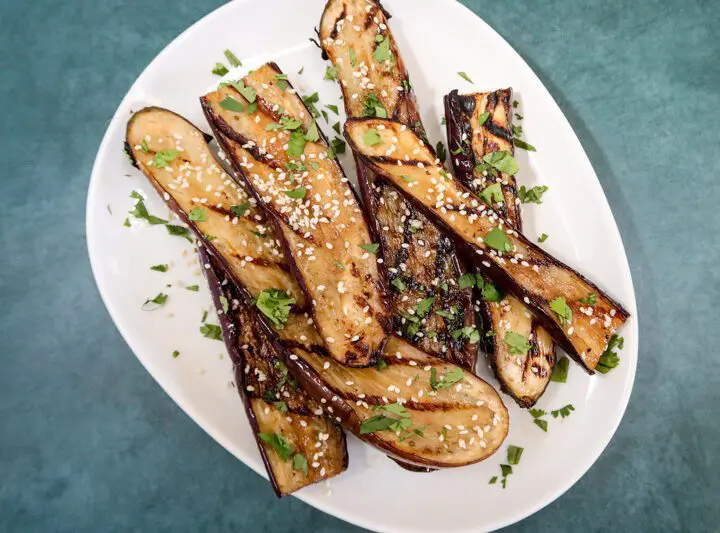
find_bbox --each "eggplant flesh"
[344,118,629,373]
[126,106,509,468]
[446,89,554,407]
[319,0,477,369]
[201,245,347,496]
[201,63,390,368]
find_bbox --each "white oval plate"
[87,0,638,531]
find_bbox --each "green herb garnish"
[507,445,524,465]
[538,233,549,243]
[129,192,167,225]
[150,264,168,272]
[359,243,379,254]
[292,453,308,476]
[219,96,245,113]
[391,277,406,291]
[483,150,519,176]
[255,288,295,328]
[503,331,531,356]
[550,357,570,383]
[480,183,503,206]
[363,128,382,146]
[435,141,447,163]
[518,185,549,204]
[285,187,307,200]
[212,63,228,76]
[287,129,307,157]
[483,227,512,252]
[200,323,223,341]
[579,292,597,306]
[550,296,572,324]
[373,35,392,63]
[513,138,536,152]
[189,207,208,222]
[258,432,294,461]
[142,292,168,311]
[324,65,338,81]
[430,367,464,390]
[457,71,474,83]
[172,350,180,358]
[166,224,192,242]
[477,111,490,126]
[596,334,624,374]
[551,404,575,419]
[224,49,242,67]
[185,285,199,292]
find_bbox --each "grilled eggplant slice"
[344,118,629,373]
[127,107,346,496]
[200,63,390,368]
[446,89,554,407]
[200,245,347,496]
[319,0,477,369]
[127,106,509,467]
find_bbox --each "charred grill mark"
[364,5,378,29]
[329,5,346,39]
[485,121,513,143]
[372,155,427,166]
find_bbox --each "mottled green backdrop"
[1,0,718,531]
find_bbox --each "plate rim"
[86,1,639,531]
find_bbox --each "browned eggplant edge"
[200,64,392,368]
[343,117,631,373]
[445,90,553,406]
[199,245,350,496]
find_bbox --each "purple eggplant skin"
[344,117,630,373]
[200,62,393,368]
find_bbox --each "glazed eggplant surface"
[200,63,390,368]
[344,118,629,372]
[446,89,555,407]
[126,106,509,468]
[201,245,347,496]
[319,0,477,369]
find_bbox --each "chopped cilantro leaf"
[550,296,573,324]
[483,150,519,176]
[477,111,490,126]
[518,185,549,204]
[166,225,192,242]
[533,418,548,432]
[458,71,474,83]
[255,288,296,328]
[224,49,242,67]
[324,65,338,80]
[483,227,512,252]
[597,334,624,374]
[391,277,406,291]
[480,183,503,205]
[551,357,570,383]
[150,264,168,272]
[538,233,549,243]
[359,243,379,254]
[503,331,531,356]
[363,128,382,146]
[219,96,245,113]
[199,323,223,341]
[142,292,167,311]
[292,453,308,476]
[551,404,575,419]
[185,285,199,292]
[287,129,307,157]
[507,445,524,465]
[373,35,392,63]
[258,432,294,461]
[579,292,597,306]
[513,138,536,152]
[231,203,250,217]
[188,207,208,222]
[435,141,447,163]
[284,187,306,199]
[211,63,228,76]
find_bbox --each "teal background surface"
[1,0,718,531]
